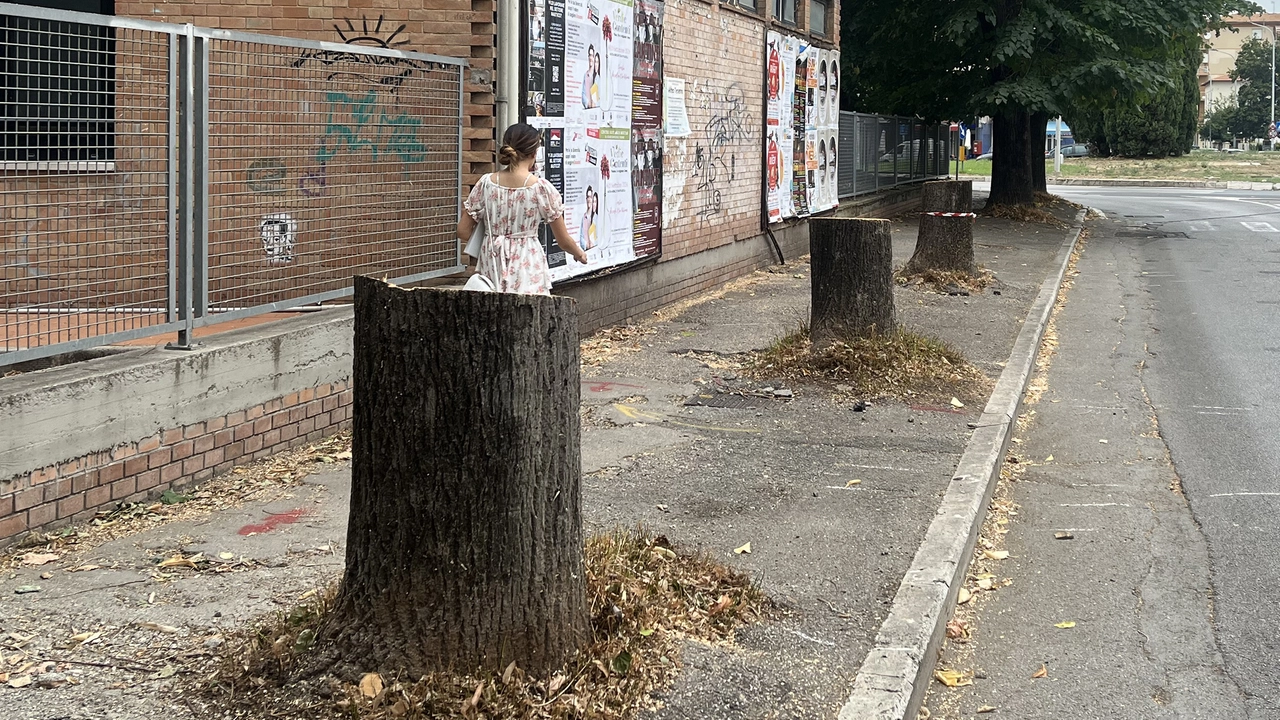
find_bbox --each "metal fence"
[839,112,951,199]
[0,2,466,368]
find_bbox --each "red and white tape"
[923,211,977,217]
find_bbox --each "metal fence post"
[170,24,196,350]
[194,34,209,324]
[167,32,179,325]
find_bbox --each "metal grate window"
[1,1,115,164]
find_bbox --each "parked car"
[1045,143,1090,158]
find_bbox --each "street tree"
[842,0,1254,204]
[1228,36,1278,139]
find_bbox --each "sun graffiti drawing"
[293,14,425,88]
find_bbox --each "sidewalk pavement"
[0,200,1077,720]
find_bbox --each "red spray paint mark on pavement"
[587,381,646,393]
[238,508,310,535]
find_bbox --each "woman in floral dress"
[456,123,588,295]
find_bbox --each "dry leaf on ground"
[978,706,996,714]
[733,542,752,555]
[1032,664,1048,679]
[983,550,1010,560]
[934,669,972,688]
[20,553,59,566]
[958,588,973,605]
[359,672,384,698]
[1054,621,1076,629]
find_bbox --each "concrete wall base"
[0,311,355,546]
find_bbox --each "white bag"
[463,218,484,259]
[463,273,496,292]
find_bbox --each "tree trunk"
[921,179,972,213]
[903,216,976,275]
[987,108,1035,207]
[1031,111,1049,194]
[810,218,897,342]
[318,277,588,680]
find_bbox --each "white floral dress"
[464,173,565,295]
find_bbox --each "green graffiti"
[316,91,428,165]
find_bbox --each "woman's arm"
[456,212,477,242]
[550,216,588,264]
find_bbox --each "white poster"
[664,76,690,137]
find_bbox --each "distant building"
[1199,13,1279,129]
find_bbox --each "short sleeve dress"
[464,173,566,295]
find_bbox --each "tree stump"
[903,179,976,276]
[922,179,972,214]
[810,218,897,342]
[319,277,588,679]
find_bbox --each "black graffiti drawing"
[691,82,749,219]
[292,15,453,88]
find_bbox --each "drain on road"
[684,393,769,409]
[1116,230,1188,239]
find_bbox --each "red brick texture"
[0,379,353,546]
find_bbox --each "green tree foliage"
[842,0,1256,204]
[1067,43,1204,157]
[1227,36,1278,138]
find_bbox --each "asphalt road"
[926,185,1280,719]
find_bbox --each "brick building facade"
[0,0,839,545]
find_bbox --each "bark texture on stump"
[903,215,976,275]
[903,179,976,275]
[921,179,972,213]
[810,218,897,342]
[321,277,588,679]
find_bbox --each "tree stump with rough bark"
[810,218,897,342]
[922,179,972,214]
[903,180,976,276]
[319,277,588,679]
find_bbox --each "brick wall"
[660,0,764,261]
[116,0,496,186]
[0,379,352,542]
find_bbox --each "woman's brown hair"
[498,122,542,166]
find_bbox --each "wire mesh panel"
[201,33,464,315]
[0,6,175,359]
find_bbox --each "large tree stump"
[810,218,897,342]
[921,179,972,214]
[903,179,976,275]
[320,277,588,679]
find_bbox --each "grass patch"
[196,529,764,720]
[749,325,991,403]
[895,267,996,294]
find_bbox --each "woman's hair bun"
[499,123,543,165]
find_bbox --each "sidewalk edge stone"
[836,210,1087,720]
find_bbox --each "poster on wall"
[526,0,664,282]
[766,31,838,224]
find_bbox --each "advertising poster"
[526,0,663,282]
[631,0,664,257]
[767,33,839,223]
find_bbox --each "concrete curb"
[957,175,1280,191]
[836,210,1087,720]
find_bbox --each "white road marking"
[1188,221,1217,231]
[1241,221,1279,232]
[1207,492,1280,498]
[1059,503,1132,507]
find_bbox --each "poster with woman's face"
[826,131,838,208]
[600,2,633,127]
[565,0,604,126]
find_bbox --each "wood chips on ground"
[192,530,765,720]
